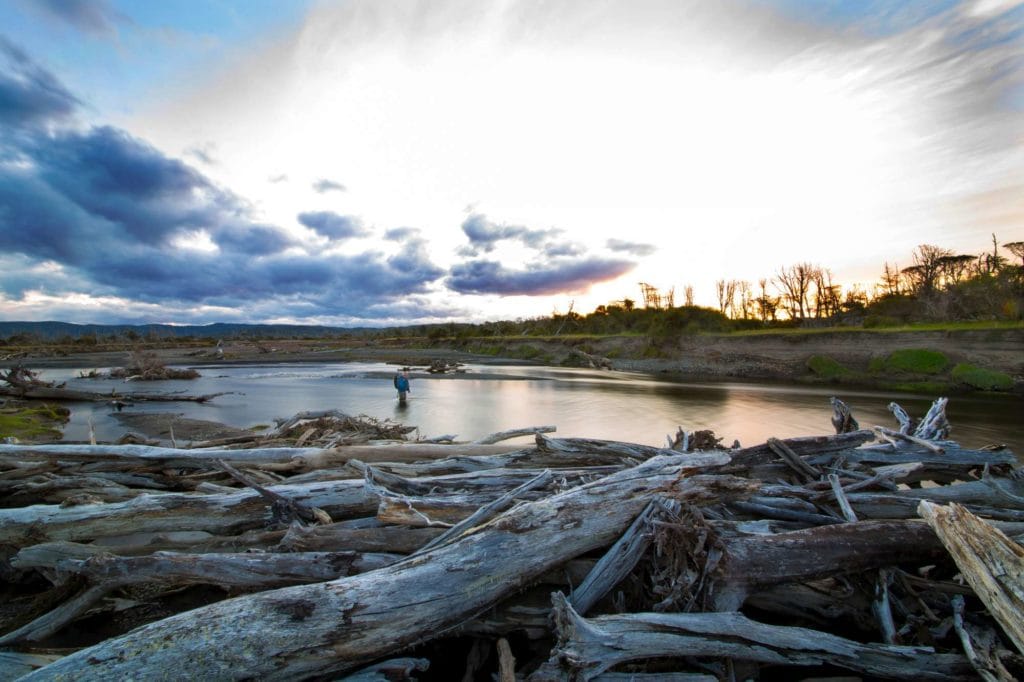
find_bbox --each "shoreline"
[2,326,1022,395]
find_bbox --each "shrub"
[950,363,1014,391]
[884,349,949,375]
[863,315,899,328]
[806,355,850,380]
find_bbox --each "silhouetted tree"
[1002,241,1024,268]
[775,263,817,320]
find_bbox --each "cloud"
[32,0,123,38]
[461,213,561,253]
[384,226,421,241]
[213,224,295,255]
[268,173,288,183]
[186,144,217,165]
[0,43,449,324]
[607,238,657,257]
[25,125,236,245]
[0,36,80,129]
[312,178,346,193]
[447,257,634,296]
[543,242,585,258]
[297,211,368,240]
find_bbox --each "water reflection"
[36,363,1023,456]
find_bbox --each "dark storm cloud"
[297,211,368,240]
[461,213,561,253]
[447,257,634,296]
[0,36,80,129]
[213,224,295,255]
[606,238,657,256]
[0,43,448,322]
[32,0,122,38]
[26,125,235,244]
[312,178,346,193]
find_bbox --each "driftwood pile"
[0,366,228,406]
[0,399,1022,680]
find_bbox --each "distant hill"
[0,321,375,341]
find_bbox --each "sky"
[0,0,1021,327]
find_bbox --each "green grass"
[806,355,851,380]
[950,363,1014,391]
[0,403,70,442]
[729,320,1023,337]
[877,349,949,375]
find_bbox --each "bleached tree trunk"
[25,452,745,681]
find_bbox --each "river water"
[38,362,1023,456]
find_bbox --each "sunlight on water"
[38,363,1024,456]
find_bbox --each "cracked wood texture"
[532,593,975,681]
[24,451,745,680]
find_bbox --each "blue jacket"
[394,375,410,392]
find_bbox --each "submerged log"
[25,452,743,680]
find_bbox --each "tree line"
[465,235,1023,338]
[669,235,1022,328]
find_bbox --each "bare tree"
[774,263,817,321]
[841,285,869,313]
[902,245,952,295]
[683,285,694,307]
[715,279,739,318]
[812,268,841,320]
[1003,241,1024,268]
[937,255,976,286]
[755,278,778,323]
[878,262,902,297]
[984,233,1007,273]
[737,280,752,320]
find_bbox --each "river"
[38,362,1023,456]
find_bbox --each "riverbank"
[2,327,1022,394]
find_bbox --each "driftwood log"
[3,397,1022,680]
[22,452,741,679]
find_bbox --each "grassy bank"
[0,402,70,442]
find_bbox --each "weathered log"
[0,468,561,548]
[725,430,875,470]
[533,592,975,681]
[875,426,946,453]
[0,385,232,403]
[24,451,743,680]
[914,397,951,440]
[569,499,669,615]
[830,396,859,434]
[0,551,401,645]
[414,469,553,555]
[919,501,1024,655]
[0,442,531,476]
[707,519,949,610]
[278,522,444,554]
[0,479,376,547]
[341,657,430,681]
[473,426,556,445]
[0,651,62,678]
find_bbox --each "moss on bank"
[801,348,1018,395]
[0,402,70,442]
[950,363,1014,391]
